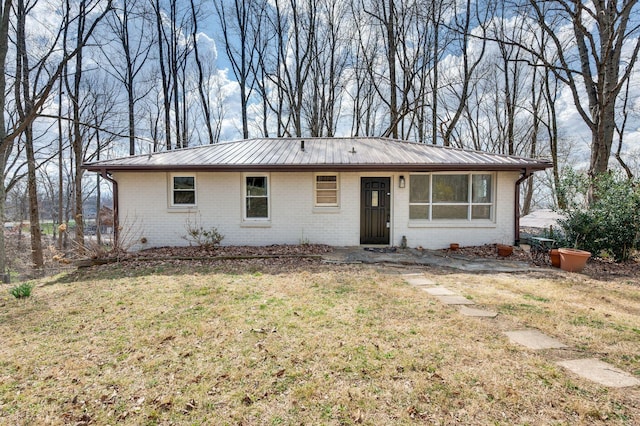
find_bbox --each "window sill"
[408,220,496,228]
[167,206,197,213]
[312,206,341,214]
[241,220,272,228]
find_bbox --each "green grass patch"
[523,293,550,302]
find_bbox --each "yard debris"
[251,327,277,334]
[184,399,197,412]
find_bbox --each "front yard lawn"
[1,260,638,425]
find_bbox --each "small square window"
[315,175,339,206]
[172,175,196,206]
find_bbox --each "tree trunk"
[0,0,13,277]
[154,0,172,150]
[190,0,215,144]
[25,125,44,268]
[69,1,86,251]
[386,0,397,139]
[16,0,44,268]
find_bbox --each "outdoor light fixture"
[399,175,406,188]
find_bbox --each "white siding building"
[84,138,551,250]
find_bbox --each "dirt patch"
[63,242,639,284]
[441,244,532,262]
[134,243,334,258]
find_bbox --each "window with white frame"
[409,173,493,220]
[315,174,339,206]
[244,175,269,219]
[171,175,196,206]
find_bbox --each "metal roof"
[84,137,552,173]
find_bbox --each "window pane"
[174,191,195,205]
[433,175,468,202]
[246,177,267,196]
[371,191,379,207]
[317,194,338,204]
[317,182,337,190]
[246,197,268,218]
[409,205,429,220]
[317,175,337,184]
[410,175,430,203]
[433,205,468,219]
[472,175,492,203]
[174,176,194,190]
[472,205,491,219]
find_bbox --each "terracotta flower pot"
[450,243,460,251]
[497,244,513,257]
[549,249,561,268]
[558,248,591,272]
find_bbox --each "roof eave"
[83,162,552,173]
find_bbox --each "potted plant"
[549,248,561,268]
[558,248,591,272]
[496,244,513,257]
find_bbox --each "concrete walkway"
[323,247,532,273]
[401,273,640,389]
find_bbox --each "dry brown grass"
[0,261,638,425]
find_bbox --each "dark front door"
[360,177,391,244]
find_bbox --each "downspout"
[514,168,533,246]
[99,169,119,247]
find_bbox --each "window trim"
[243,173,270,221]
[409,172,495,221]
[169,173,197,207]
[314,173,340,207]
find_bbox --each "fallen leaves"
[250,327,277,334]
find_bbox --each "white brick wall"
[114,170,519,250]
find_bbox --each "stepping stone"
[459,306,498,317]
[404,277,435,286]
[422,287,456,296]
[557,358,640,388]
[436,295,474,305]
[504,330,567,350]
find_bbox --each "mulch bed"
[132,244,334,259]
[444,243,638,282]
[73,243,637,284]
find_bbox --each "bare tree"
[213,0,263,139]
[349,8,383,137]
[1,0,111,269]
[614,77,635,179]
[190,0,216,143]
[440,0,491,147]
[522,0,640,178]
[304,0,350,136]
[0,0,12,279]
[358,0,400,138]
[151,0,171,150]
[103,0,153,155]
[15,0,44,268]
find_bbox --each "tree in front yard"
[558,170,640,262]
